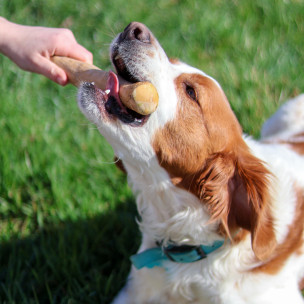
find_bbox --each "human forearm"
[0,17,17,56]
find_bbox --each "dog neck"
[122,156,223,247]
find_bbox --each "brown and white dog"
[78,22,304,304]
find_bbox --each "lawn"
[0,0,303,303]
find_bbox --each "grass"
[0,0,303,302]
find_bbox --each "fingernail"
[56,76,67,86]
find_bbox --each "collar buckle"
[163,244,207,263]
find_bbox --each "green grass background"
[0,0,303,303]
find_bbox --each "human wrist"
[0,17,10,52]
[0,18,20,55]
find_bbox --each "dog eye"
[185,85,197,102]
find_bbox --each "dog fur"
[78,22,304,304]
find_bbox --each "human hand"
[0,18,93,85]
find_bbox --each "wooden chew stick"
[51,56,158,115]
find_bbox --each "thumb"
[34,55,68,86]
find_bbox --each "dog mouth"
[110,50,152,125]
[106,70,148,126]
[82,51,148,127]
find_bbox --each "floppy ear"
[198,150,277,261]
[230,150,277,261]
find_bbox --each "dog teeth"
[105,89,110,94]
[115,55,121,61]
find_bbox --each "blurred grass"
[0,0,303,303]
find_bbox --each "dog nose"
[121,22,151,43]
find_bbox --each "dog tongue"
[107,71,121,102]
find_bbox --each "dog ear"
[230,150,277,261]
[197,150,277,261]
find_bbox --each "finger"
[58,44,93,65]
[70,45,93,64]
[34,55,68,85]
[49,29,93,64]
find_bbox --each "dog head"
[78,22,276,261]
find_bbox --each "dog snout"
[120,22,151,44]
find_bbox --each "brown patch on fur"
[253,186,304,275]
[193,150,276,261]
[288,142,304,155]
[229,152,276,261]
[147,50,155,58]
[152,73,276,261]
[264,132,304,155]
[283,132,304,155]
[231,229,250,244]
[169,58,180,64]
[152,74,242,175]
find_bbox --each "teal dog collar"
[130,240,224,269]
